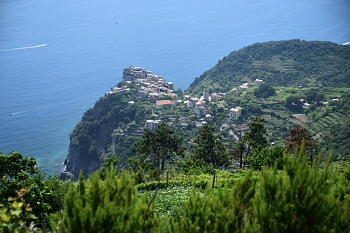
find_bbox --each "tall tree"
[230,131,245,169]
[192,124,227,167]
[285,126,316,162]
[133,122,183,171]
[242,117,268,158]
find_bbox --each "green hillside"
[187,40,350,95]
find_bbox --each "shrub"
[58,170,159,233]
[245,145,285,170]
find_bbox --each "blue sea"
[1,0,349,175]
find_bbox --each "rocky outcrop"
[59,80,153,180]
[60,95,120,180]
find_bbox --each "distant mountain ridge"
[187,40,350,95]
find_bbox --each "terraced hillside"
[187,40,350,95]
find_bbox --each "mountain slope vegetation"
[187,40,350,95]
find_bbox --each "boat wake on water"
[9,99,78,117]
[2,44,47,51]
[10,111,25,116]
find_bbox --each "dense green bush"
[58,170,159,233]
[245,145,285,170]
[0,152,69,230]
[254,84,276,99]
[171,152,350,233]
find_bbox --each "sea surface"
[1,0,349,175]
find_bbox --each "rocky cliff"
[60,82,150,180]
[60,98,117,180]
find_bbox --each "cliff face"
[60,97,118,180]
[60,86,145,180]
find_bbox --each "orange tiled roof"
[156,100,172,105]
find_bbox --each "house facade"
[145,120,161,131]
[230,107,242,121]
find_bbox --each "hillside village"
[103,65,346,154]
[105,66,274,143]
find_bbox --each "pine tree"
[241,117,268,158]
[192,124,227,167]
[133,122,184,171]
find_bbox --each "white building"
[203,88,209,100]
[145,120,161,132]
[254,79,264,85]
[239,83,249,89]
[230,107,242,121]
[210,93,220,102]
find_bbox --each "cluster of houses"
[123,66,177,100]
[113,66,265,132]
[120,66,226,117]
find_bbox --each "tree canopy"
[285,95,303,113]
[253,83,276,99]
[242,117,268,157]
[0,152,69,230]
[286,126,316,162]
[133,122,184,171]
[192,124,227,167]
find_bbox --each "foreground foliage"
[58,170,159,233]
[0,189,42,233]
[0,152,69,231]
[2,150,350,232]
[56,152,350,233]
